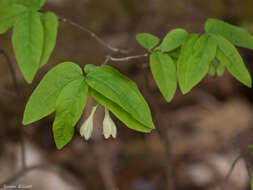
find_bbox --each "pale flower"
[103,108,117,139]
[80,106,97,140]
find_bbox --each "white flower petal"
[103,108,117,139]
[80,106,97,140]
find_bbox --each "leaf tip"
[54,136,70,150]
[164,95,174,103]
[56,143,64,150]
[22,114,30,126]
[136,33,160,50]
[22,119,28,126]
[84,64,97,74]
[181,88,190,95]
[242,75,252,88]
[246,80,252,88]
[24,76,34,84]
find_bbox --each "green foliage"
[90,89,153,133]
[216,61,225,77]
[208,61,216,77]
[0,3,27,34]
[0,3,251,150]
[13,0,45,10]
[136,33,160,50]
[167,47,181,59]
[23,62,155,148]
[23,62,84,125]
[40,12,58,67]
[208,59,225,77]
[150,51,177,102]
[85,65,155,132]
[84,64,97,73]
[159,29,188,52]
[137,18,253,100]
[205,18,253,50]
[53,79,88,149]
[12,11,44,83]
[177,34,199,93]
[215,35,252,87]
[178,34,217,94]
[0,0,58,83]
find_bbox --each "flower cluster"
[80,106,117,140]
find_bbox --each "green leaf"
[84,64,97,74]
[136,33,160,50]
[150,51,177,102]
[23,62,84,125]
[215,35,252,87]
[85,65,155,132]
[178,34,217,94]
[39,12,58,67]
[177,34,199,93]
[0,0,11,5]
[160,28,188,52]
[12,11,44,83]
[205,18,253,50]
[0,3,27,34]
[167,47,181,59]
[53,79,88,149]
[89,89,152,133]
[13,0,45,10]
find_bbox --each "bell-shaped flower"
[103,108,117,139]
[80,106,97,140]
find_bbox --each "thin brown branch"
[0,164,83,190]
[57,16,130,54]
[103,53,148,65]
[140,61,174,190]
[0,49,20,95]
[218,155,242,190]
[108,53,148,61]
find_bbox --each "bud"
[103,108,117,139]
[80,106,97,140]
[216,62,225,77]
[208,62,216,77]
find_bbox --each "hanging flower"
[103,108,117,139]
[80,106,97,140]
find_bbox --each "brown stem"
[0,49,26,169]
[217,155,242,190]
[102,53,148,65]
[141,62,174,190]
[57,16,130,54]
[0,49,19,95]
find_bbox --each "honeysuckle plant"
[136,19,253,102]
[1,0,253,152]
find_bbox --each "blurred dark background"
[1,0,253,189]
